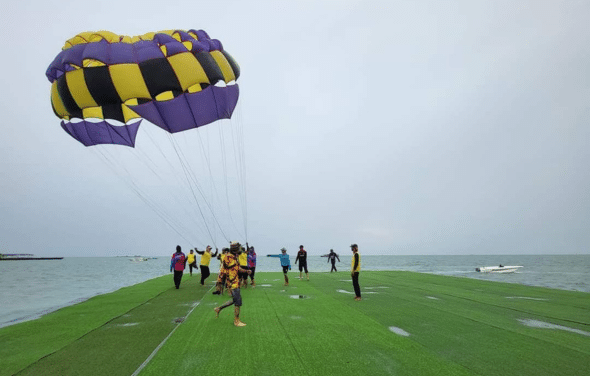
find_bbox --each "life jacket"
[351,252,361,272]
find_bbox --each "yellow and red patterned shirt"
[223,254,240,289]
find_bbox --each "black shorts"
[282,265,289,274]
[231,288,243,307]
[239,266,249,279]
[298,262,308,273]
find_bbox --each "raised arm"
[212,248,219,257]
[195,249,205,255]
[267,254,280,258]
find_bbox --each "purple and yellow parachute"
[46,29,240,147]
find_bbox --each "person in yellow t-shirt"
[196,246,218,286]
[238,246,249,288]
[187,249,198,276]
[350,244,361,301]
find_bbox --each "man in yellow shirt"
[351,244,361,301]
[196,246,218,286]
[187,249,198,276]
[238,246,249,288]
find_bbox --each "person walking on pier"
[170,245,187,289]
[267,248,291,286]
[350,244,361,300]
[295,245,309,280]
[214,241,251,326]
[327,249,340,272]
[196,246,218,286]
[187,249,198,276]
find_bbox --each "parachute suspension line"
[230,104,248,243]
[170,129,240,245]
[89,147,198,247]
[139,126,211,240]
[199,123,245,241]
[166,133,230,249]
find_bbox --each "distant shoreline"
[0,257,64,261]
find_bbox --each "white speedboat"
[475,265,523,273]
[130,256,149,262]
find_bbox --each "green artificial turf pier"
[1,271,589,375]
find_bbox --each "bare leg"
[234,306,246,326]
[215,299,234,318]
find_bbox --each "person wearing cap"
[267,248,291,286]
[214,241,251,327]
[295,245,309,280]
[196,246,218,286]
[170,245,187,289]
[350,244,361,300]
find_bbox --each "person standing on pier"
[238,245,249,287]
[295,245,309,280]
[267,248,291,286]
[247,245,257,287]
[327,249,340,272]
[214,241,251,326]
[350,244,361,300]
[170,245,187,289]
[196,246,218,286]
[187,249,198,277]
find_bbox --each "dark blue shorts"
[231,288,242,307]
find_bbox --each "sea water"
[0,254,588,328]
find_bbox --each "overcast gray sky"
[1,0,589,257]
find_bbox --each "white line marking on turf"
[518,319,590,337]
[131,287,213,376]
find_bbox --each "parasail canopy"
[46,29,240,147]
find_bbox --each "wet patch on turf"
[340,279,353,282]
[365,286,390,289]
[389,326,410,337]
[290,315,303,320]
[518,319,590,336]
[425,296,440,300]
[506,296,548,301]
[337,289,377,295]
[289,295,311,299]
[116,323,139,327]
[259,284,273,287]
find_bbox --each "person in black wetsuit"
[350,244,361,301]
[327,249,340,272]
[295,245,309,280]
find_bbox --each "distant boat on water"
[0,253,64,261]
[130,256,150,262]
[475,265,523,273]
